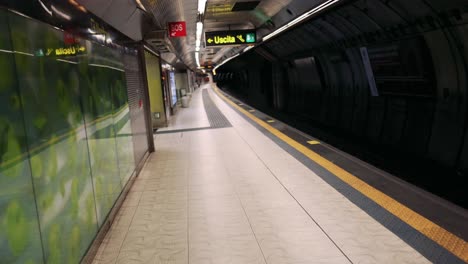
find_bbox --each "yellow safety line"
[213,86,468,262]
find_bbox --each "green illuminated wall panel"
[0,9,138,264]
[8,13,98,264]
[80,43,125,225]
[0,10,44,264]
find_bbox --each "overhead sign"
[168,21,187,37]
[205,30,256,46]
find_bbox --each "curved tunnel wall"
[0,9,148,263]
[216,0,468,207]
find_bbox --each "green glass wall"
[0,9,137,264]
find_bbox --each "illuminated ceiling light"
[263,0,340,41]
[135,0,147,11]
[38,0,52,16]
[196,22,203,39]
[195,51,201,67]
[51,5,72,21]
[198,0,207,14]
[195,22,204,51]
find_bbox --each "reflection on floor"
[92,85,429,264]
[157,88,210,132]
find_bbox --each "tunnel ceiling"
[77,0,466,70]
[141,0,297,69]
[73,0,343,70]
[217,0,468,72]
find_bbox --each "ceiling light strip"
[263,0,340,41]
[198,0,207,15]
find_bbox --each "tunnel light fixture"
[213,53,240,71]
[263,0,340,41]
[243,45,255,53]
[198,0,207,15]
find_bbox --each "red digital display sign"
[168,21,187,38]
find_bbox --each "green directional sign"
[205,30,257,47]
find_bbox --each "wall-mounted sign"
[168,21,187,37]
[205,30,256,46]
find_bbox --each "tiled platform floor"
[92,85,429,264]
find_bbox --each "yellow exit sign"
[205,30,256,47]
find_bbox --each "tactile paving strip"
[202,89,232,128]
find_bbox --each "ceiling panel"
[204,0,293,65]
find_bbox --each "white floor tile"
[92,85,429,264]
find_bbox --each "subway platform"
[92,84,468,264]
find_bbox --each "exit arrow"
[207,38,213,43]
[237,35,245,43]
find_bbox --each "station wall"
[0,9,144,263]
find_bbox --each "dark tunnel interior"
[215,0,468,209]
